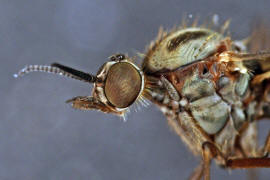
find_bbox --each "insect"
[15,17,270,180]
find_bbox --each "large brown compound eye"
[104,62,142,108]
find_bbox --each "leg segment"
[219,51,270,63]
[263,131,270,156]
[201,142,222,180]
[218,51,270,74]
[160,76,180,101]
[201,141,270,170]
[226,157,270,168]
[187,142,219,180]
[202,147,211,180]
[252,71,270,85]
[226,131,270,169]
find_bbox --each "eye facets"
[104,62,142,108]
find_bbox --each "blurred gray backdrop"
[1,0,270,179]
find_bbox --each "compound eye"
[104,62,142,108]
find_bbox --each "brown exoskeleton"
[15,18,270,180]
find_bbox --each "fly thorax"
[159,66,252,135]
[179,69,230,135]
[143,28,223,74]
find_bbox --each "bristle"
[192,16,199,27]
[220,19,231,35]
[138,96,150,107]
[181,14,188,28]
[194,33,218,59]
[141,97,151,106]
[121,114,127,122]
[132,96,150,113]
[122,107,131,121]
[157,26,164,41]
[134,101,142,112]
[137,52,146,58]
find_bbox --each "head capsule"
[92,54,145,114]
[14,53,145,116]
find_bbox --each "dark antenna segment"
[14,63,97,83]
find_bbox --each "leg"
[252,71,270,85]
[201,142,221,180]
[263,131,270,156]
[188,162,204,180]
[219,51,270,63]
[255,84,270,118]
[202,148,211,180]
[218,51,270,74]
[202,141,270,169]
[160,76,180,101]
[226,157,270,168]
[225,131,270,169]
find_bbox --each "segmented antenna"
[14,63,97,83]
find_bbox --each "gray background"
[1,0,270,179]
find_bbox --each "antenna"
[14,63,97,83]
